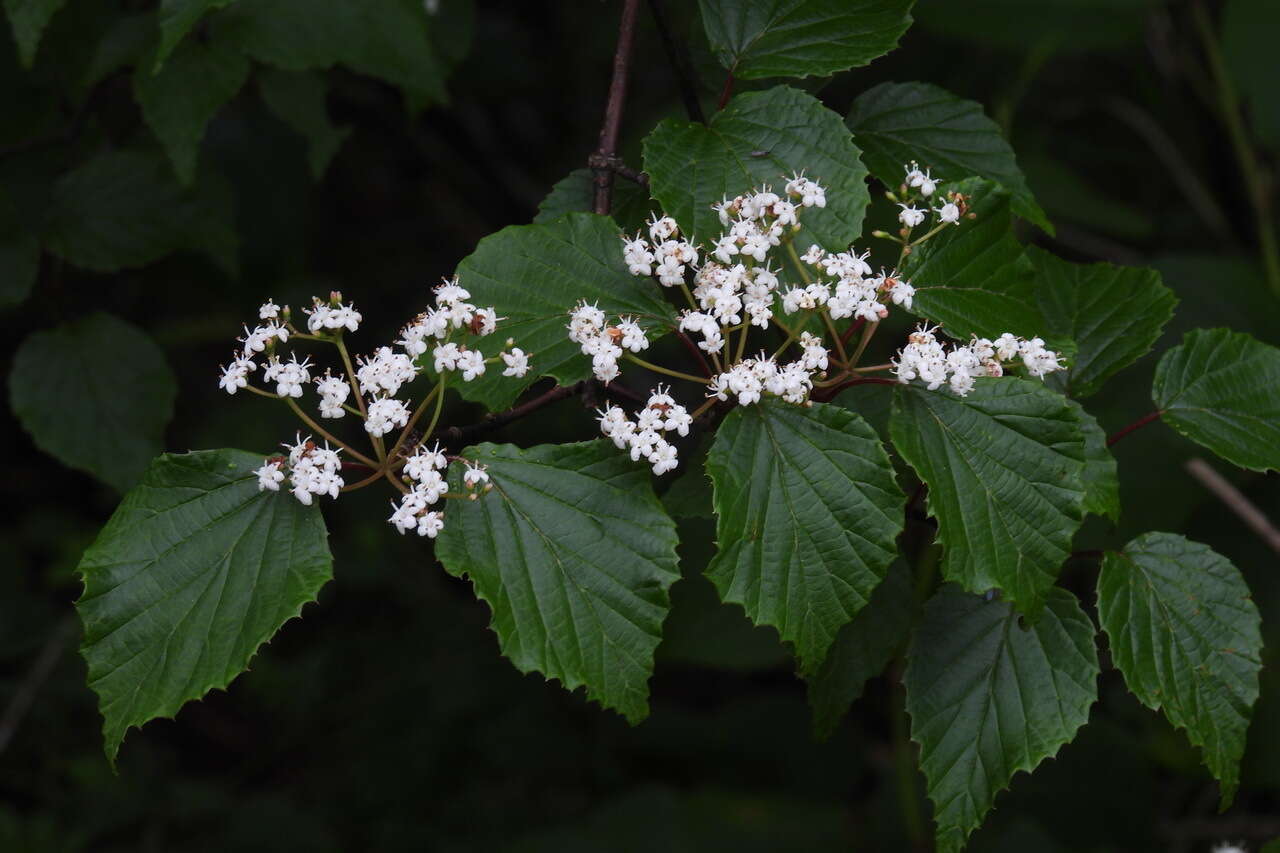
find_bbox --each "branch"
[1185,457,1280,555]
[591,0,643,215]
[811,375,896,402]
[1106,410,1163,447]
[646,0,706,124]
[0,616,77,755]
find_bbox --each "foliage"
[3,1,1279,850]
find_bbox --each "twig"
[591,0,643,215]
[1106,410,1163,447]
[440,382,583,445]
[0,616,77,755]
[676,331,714,377]
[1185,457,1280,555]
[612,162,650,188]
[646,0,706,124]
[811,376,896,402]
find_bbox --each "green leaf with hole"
[453,212,675,411]
[706,401,904,675]
[643,86,869,250]
[1098,533,1262,807]
[906,585,1098,853]
[901,178,1045,341]
[77,449,333,763]
[436,441,680,723]
[806,560,913,739]
[135,36,250,184]
[1152,328,1280,472]
[42,149,238,274]
[258,69,352,180]
[1030,246,1176,397]
[10,313,177,492]
[890,378,1085,617]
[698,0,914,80]
[847,81,1050,232]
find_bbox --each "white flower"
[418,511,445,538]
[434,277,470,306]
[568,301,607,343]
[357,346,417,397]
[472,306,499,336]
[800,244,825,265]
[1210,844,1247,853]
[254,459,285,491]
[616,318,648,352]
[433,342,461,373]
[799,332,829,372]
[280,436,344,505]
[462,461,489,488]
[935,201,961,224]
[264,353,311,398]
[259,299,281,320]
[404,442,448,481]
[501,347,530,377]
[898,204,927,228]
[648,438,679,475]
[305,296,362,334]
[888,277,915,308]
[648,214,679,242]
[622,236,655,276]
[994,332,1021,361]
[218,356,255,394]
[315,370,350,418]
[365,398,411,437]
[457,349,486,382]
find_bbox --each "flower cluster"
[597,386,691,475]
[892,324,1064,396]
[385,443,488,538]
[895,161,971,229]
[223,281,531,531]
[254,435,345,506]
[567,302,649,383]
[707,333,828,405]
[622,214,699,284]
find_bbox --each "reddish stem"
[676,331,714,378]
[717,70,735,110]
[840,317,865,348]
[811,376,896,402]
[590,0,642,215]
[1106,410,1163,447]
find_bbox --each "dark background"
[2,1,1278,850]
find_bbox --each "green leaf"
[435,441,680,723]
[534,168,653,235]
[1029,246,1176,397]
[698,0,913,80]
[890,378,1086,616]
[156,0,235,70]
[76,13,152,101]
[3,0,67,67]
[214,0,447,107]
[806,560,912,739]
[1066,400,1119,522]
[0,230,37,307]
[453,212,675,411]
[846,81,1050,232]
[9,313,177,492]
[42,149,237,274]
[77,449,333,763]
[258,69,351,180]
[1098,533,1263,807]
[706,401,904,674]
[1152,328,1280,473]
[643,86,870,251]
[901,178,1045,341]
[135,37,250,185]
[905,585,1099,853]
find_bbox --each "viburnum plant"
[59,2,1280,852]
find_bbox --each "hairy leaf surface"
[890,378,1085,616]
[1068,400,1120,522]
[643,86,869,251]
[1098,533,1263,807]
[847,81,1049,231]
[706,401,903,675]
[1152,328,1280,472]
[698,0,913,80]
[906,585,1098,853]
[453,212,675,411]
[77,450,333,763]
[10,313,176,491]
[436,441,680,723]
